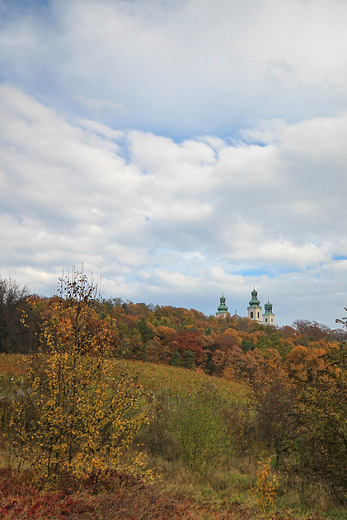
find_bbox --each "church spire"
[249,288,260,307]
[247,288,262,323]
[262,296,275,326]
[216,293,229,318]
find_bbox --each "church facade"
[216,288,275,326]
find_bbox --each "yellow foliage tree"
[11,270,147,480]
[251,458,278,511]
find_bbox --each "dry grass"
[0,354,249,400]
[111,359,249,401]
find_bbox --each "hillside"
[1,274,347,518]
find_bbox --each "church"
[216,289,275,326]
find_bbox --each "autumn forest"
[1,272,347,519]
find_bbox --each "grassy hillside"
[116,359,249,400]
[1,353,342,519]
[0,353,248,399]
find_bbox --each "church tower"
[216,293,229,318]
[247,288,262,324]
[262,298,275,326]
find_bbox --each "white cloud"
[1,87,347,280]
[1,0,347,326]
[333,260,347,271]
[216,143,279,186]
[154,269,199,289]
[245,0,347,86]
[1,0,347,134]
[76,96,127,114]
[240,119,287,145]
[76,118,124,140]
[257,241,330,267]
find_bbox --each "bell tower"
[247,288,262,324]
[262,298,275,326]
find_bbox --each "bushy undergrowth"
[139,383,233,478]
[0,467,328,520]
[1,355,347,518]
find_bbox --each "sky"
[1,0,347,327]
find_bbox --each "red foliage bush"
[0,469,325,520]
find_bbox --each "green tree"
[171,350,181,367]
[183,349,195,369]
[174,387,231,477]
[137,317,155,345]
[241,339,255,353]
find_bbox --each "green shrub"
[173,385,232,478]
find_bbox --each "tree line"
[1,275,346,370]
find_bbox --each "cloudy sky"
[1,0,347,327]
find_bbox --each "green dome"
[248,289,260,306]
[264,300,273,313]
[216,294,228,314]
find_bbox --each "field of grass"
[0,353,248,397]
[115,359,249,400]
